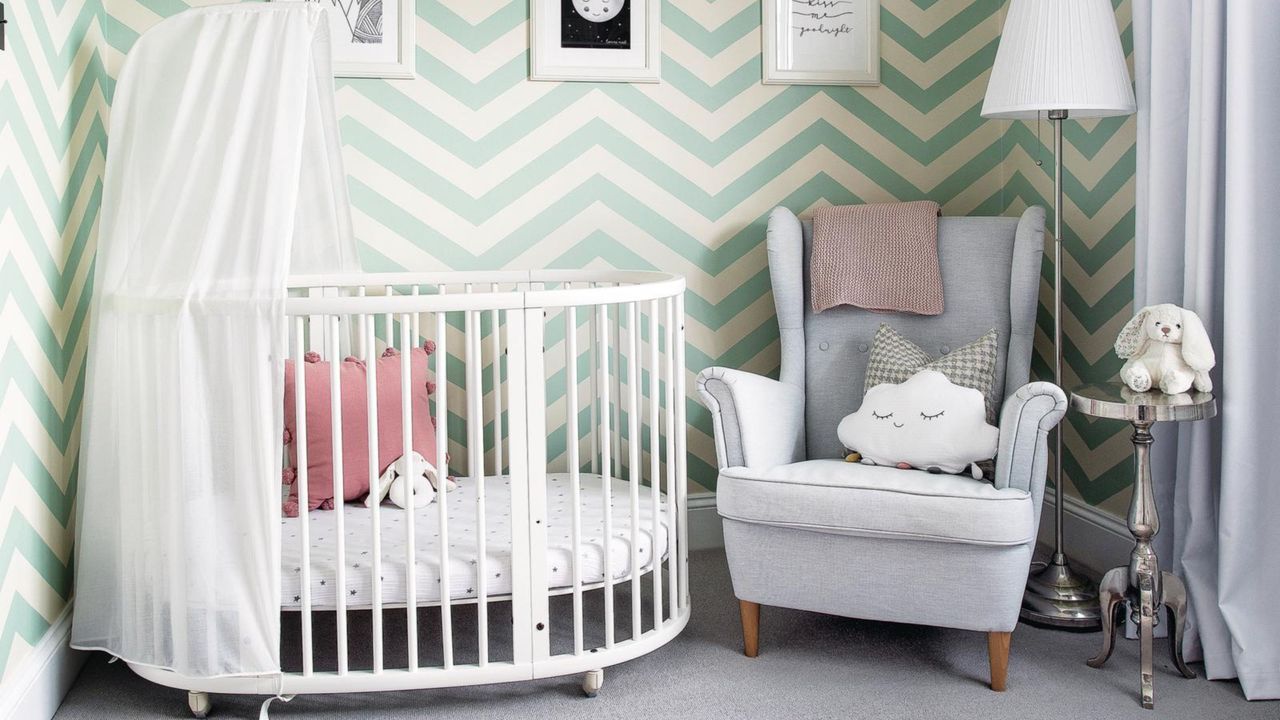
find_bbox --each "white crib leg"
[582,668,604,698]
[187,690,212,718]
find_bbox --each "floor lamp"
[981,0,1136,629]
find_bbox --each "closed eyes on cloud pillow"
[838,369,998,478]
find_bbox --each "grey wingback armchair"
[695,206,1066,691]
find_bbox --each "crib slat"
[505,311,533,665]
[435,308,453,669]
[674,293,688,610]
[490,284,503,476]
[307,288,324,356]
[648,299,663,628]
[400,315,419,672]
[356,287,367,359]
[383,285,393,357]
[611,299,623,480]
[565,304,584,654]
[329,316,349,675]
[411,286,421,347]
[589,292,599,477]
[598,303,614,648]
[522,308,550,663]
[364,313,384,673]
[293,317,314,677]
[664,298,678,617]
[626,303,642,641]
[466,309,489,666]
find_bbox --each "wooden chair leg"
[987,631,1011,691]
[739,600,760,658]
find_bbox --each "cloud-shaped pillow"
[837,370,998,477]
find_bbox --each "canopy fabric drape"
[1133,0,1280,700]
[71,3,359,677]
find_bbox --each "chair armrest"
[994,382,1068,528]
[695,367,805,469]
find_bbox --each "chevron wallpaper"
[0,0,1139,683]
[0,0,108,685]
[103,0,1021,493]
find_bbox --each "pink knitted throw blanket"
[809,200,944,315]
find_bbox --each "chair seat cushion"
[716,459,1033,546]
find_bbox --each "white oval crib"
[128,270,690,715]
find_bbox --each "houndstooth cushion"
[863,324,1000,423]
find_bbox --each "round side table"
[1069,383,1216,710]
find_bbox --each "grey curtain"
[1133,0,1280,700]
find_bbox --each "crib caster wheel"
[188,690,212,718]
[582,668,604,698]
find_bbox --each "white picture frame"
[283,0,416,79]
[763,0,880,86]
[530,0,661,83]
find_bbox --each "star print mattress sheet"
[280,473,671,609]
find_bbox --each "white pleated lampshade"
[982,0,1136,119]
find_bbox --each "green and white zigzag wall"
[105,0,1018,494]
[0,0,1139,682]
[0,0,108,685]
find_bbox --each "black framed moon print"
[531,0,660,82]
[561,0,631,50]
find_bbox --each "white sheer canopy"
[71,3,359,677]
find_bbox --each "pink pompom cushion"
[282,342,439,516]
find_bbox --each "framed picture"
[763,0,880,85]
[530,0,661,83]
[289,0,416,78]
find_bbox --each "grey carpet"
[55,548,1271,720]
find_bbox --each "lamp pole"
[1053,108,1067,563]
[1020,109,1102,630]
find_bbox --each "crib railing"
[131,271,689,696]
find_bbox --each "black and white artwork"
[281,0,414,78]
[561,0,631,50]
[323,0,384,44]
[764,0,880,85]
[791,0,854,42]
[531,0,658,82]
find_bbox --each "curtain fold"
[71,3,359,677]
[1133,0,1280,700]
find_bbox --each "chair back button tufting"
[819,341,830,351]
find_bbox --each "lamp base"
[1020,556,1102,631]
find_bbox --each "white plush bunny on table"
[1115,303,1215,394]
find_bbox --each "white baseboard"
[687,493,723,551]
[0,601,86,720]
[1037,493,1133,576]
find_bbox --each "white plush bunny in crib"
[1115,303,1215,394]
[365,452,456,509]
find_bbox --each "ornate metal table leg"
[1162,571,1196,679]
[1138,568,1156,709]
[1089,566,1129,668]
[1130,420,1160,709]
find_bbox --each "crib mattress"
[280,473,670,610]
